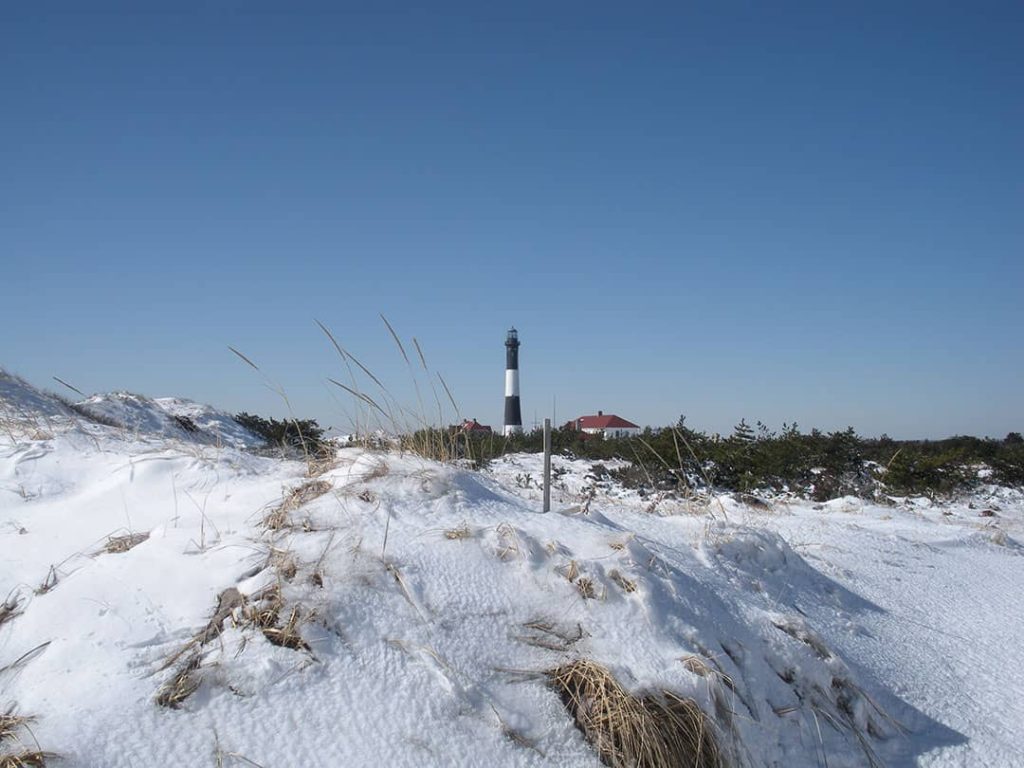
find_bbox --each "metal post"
[543,418,551,512]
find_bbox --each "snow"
[0,369,262,450]
[0,371,77,434]
[74,391,263,448]
[2,375,1023,767]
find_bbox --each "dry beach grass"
[548,659,725,768]
[0,707,55,768]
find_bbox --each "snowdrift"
[2,374,1022,766]
[0,369,261,449]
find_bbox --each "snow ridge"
[0,371,261,448]
[75,391,261,448]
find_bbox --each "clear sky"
[2,1,1021,439]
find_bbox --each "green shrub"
[990,443,1024,486]
[234,412,330,457]
[397,412,1024,501]
[880,448,977,496]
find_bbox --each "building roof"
[576,413,640,430]
[461,419,492,432]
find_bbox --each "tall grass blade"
[328,379,389,417]
[52,376,85,397]
[437,373,460,418]
[227,346,260,371]
[343,349,387,391]
[412,337,429,372]
[380,314,410,365]
[315,319,348,363]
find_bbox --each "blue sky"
[2,1,1021,438]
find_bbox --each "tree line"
[233,407,1024,499]
[454,418,1024,499]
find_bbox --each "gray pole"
[543,418,551,512]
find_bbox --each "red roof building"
[460,419,492,434]
[572,411,641,438]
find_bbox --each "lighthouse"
[503,327,523,436]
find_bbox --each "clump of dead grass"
[104,531,149,554]
[154,582,314,708]
[0,706,57,766]
[192,587,245,646]
[444,522,472,540]
[33,567,58,596]
[260,606,308,651]
[0,593,23,629]
[305,454,336,479]
[557,560,580,583]
[609,570,637,594]
[269,548,297,581]
[548,659,725,768]
[155,653,202,709]
[286,478,333,507]
[554,561,606,599]
[0,709,34,745]
[495,522,520,561]
[263,479,333,531]
[262,507,290,532]
[318,315,475,463]
[237,585,311,652]
[0,751,57,768]
[576,577,599,600]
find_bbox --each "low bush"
[390,410,1023,502]
[462,416,1024,501]
[234,412,330,458]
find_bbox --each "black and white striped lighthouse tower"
[503,327,523,436]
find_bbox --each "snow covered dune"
[0,370,78,437]
[1,377,1022,767]
[0,370,262,449]
[74,392,262,448]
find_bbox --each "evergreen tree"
[732,419,755,443]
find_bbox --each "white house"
[573,411,641,439]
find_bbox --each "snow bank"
[0,369,77,436]
[2,382,1022,766]
[74,392,262,448]
[0,371,262,450]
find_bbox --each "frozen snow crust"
[2,377,1022,767]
